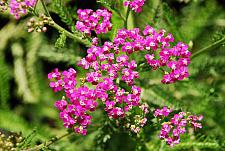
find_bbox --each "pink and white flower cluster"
[48,68,98,135]
[9,0,37,19]
[154,107,203,147]
[77,41,149,131]
[124,0,145,13]
[76,9,112,35]
[48,24,192,136]
[48,66,148,135]
[114,25,191,84]
[78,42,140,85]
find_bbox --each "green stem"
[40,0,51,17]
[172,142,220,149]
[52,22,92,47]
[124,8,130,29]
[191,36,225,59]
[97,34,102,46]
[39,0,92,47]
[24,131,72,151]
[114,9,126,22]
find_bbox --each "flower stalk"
[24,131,71,151]
[191,36,225,59]
[124,8,130,29]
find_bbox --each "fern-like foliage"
[97,0,123,10]
[180,0,219,41]
[171,142,220,150]
[17,128,37,149]
[134,0,162,29]
[55,31,67,48]
[0,58,11,109]
[162,2,186,42]
[26,33,43,100]
[51,0,76,32]
[11,43,36,103]
[38,45,81,64]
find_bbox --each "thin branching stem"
[191,36,225,59]
[24,131,72,151]
[172,142,220,149]
[124,8,130,29]
[114,9,126,22]
[52,22,92,47]
[40,0,51,17]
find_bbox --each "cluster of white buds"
[27,14,54,33]
[0,131,23,151]
[0,0,8,12]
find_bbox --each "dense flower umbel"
[154,107,203,147]
[124,0,145,13]
[49,25,192,135]
[76,9,112,35]
[73,25,191,134]
[76,36,150,133]
[9,0,37,19]
[113,26,191,84]
[48,68,98,135]
[79,27,187,85]
[48,67,148,135]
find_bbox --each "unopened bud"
[37,28,42,32]
[39,21,44,26]
[42,27,47,32]
[28,28,34,32]
[30,18,35,23]
[27,21,32,27]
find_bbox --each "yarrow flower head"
[9,0,37,19]
[113,25,191,84]
[46,2,203,146]
[153,106,173,117]
[48,24,192,136]
[124,0,145,13]
[154,107,203,147]
[48,68,97,135]
[48,67,149,135]
[76,9,112,35]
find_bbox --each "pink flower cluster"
[76,9,112,35]
[154,107,203,147]
[48,66,148,135]
[124,0,145,13]
[78,42,140,85]
[129,103,149,133]
[76,38,150,132]
[113,25,191,84]
[48,24,192,135]
[154,106,173,117]
[9,0,37,19]
[48,68,98,135]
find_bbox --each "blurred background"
[0,0,225,150]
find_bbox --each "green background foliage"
[0,0,225,150]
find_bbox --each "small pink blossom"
[124,0,146,13]
[155,107,203,147]
[76,9,112,35]
[9,0,37,19]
